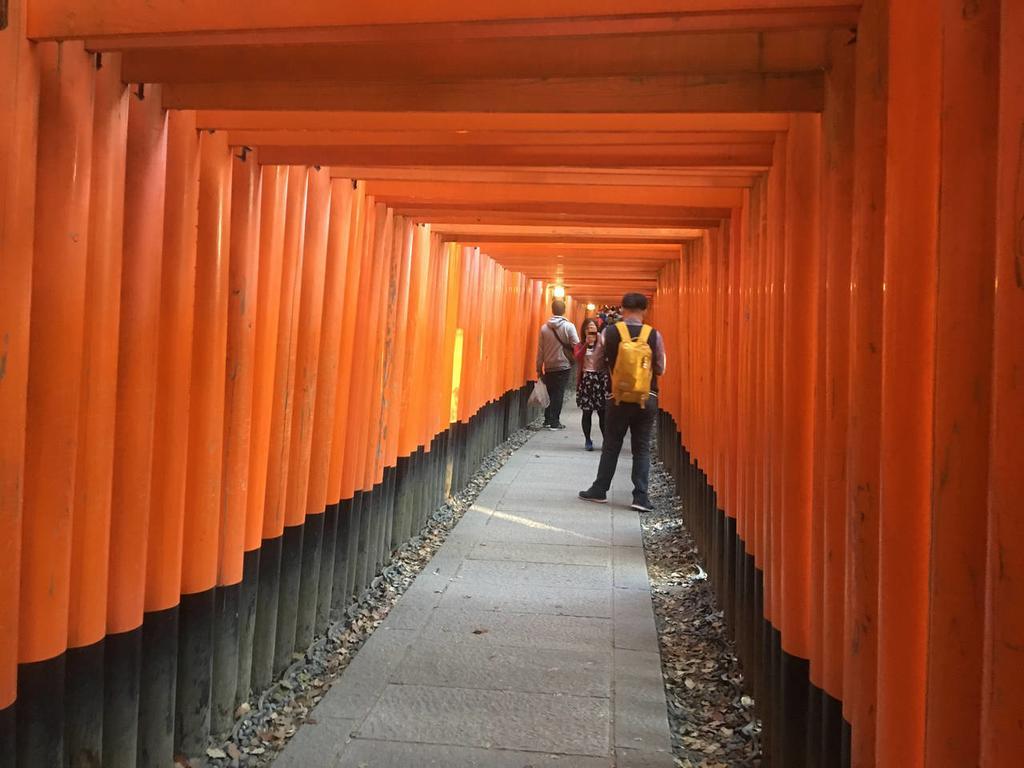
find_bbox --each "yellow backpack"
[610,322,654,405]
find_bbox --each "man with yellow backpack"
[579,292,666,512]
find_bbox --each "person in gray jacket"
[536,299,580,430]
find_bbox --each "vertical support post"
[211,147,261,736]
[139,108,199,768]
[980,3,1024,762]
[65,49,127,768]
[17,39,95,768]
[0,0,38,758]
[245,165,288,695]
[843,2,888,764]
[922,1,999,763]
[874,2,940,766]
[288,166,330,654]
[176,129,232,758]
[106,78,167,768]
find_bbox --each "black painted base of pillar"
[137,605,178,768]
[175,589,214,757]
[251,535,281,693]
[295,511,324,652]
[347,493,363,600]
[65,639,104,768]
[103,627,142,767]
[332,499,352,614]
[273,524,304,675]
[316,504,338,635]
[655,408,850,768]
[17,654,64,767]
[236,549,260,708]
[211,583,240,736]
[0,701,13,768]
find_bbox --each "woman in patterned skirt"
[574,318,610,451]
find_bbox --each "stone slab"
[356,684,611,757]
[455,559,612,590]
[419,607,613,652]
[439,578,613,619]
[612,649,673,753]
[468,541,611,566]
[337,740,614,768]
[391,638,612,697]
[314,628,418,721]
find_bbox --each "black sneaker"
[554,422,568,430]
[584,439,594,451]
[579,488,608,503]
[631,495,654,513]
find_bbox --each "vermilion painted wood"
[181,130,232,596]
[923,1,999,763]
[27,0,859,40]
[981,5,1024,762]
[146,110,200,613]
[262,166,308,539]
[843,2,887,763]
[873,3,939,765]
[68,56,128,650]
[19,40,95,664]
[219,152,262,584]
[108,83,167,633]
[119,30,831,84]
[244,165,288,552]
[307,179,353,512]
[820,29,854,703]
[0,0,39,704]
[328,183,367,504]
[282,167,330,527]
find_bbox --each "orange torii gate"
[1,1,1022,767]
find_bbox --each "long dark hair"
[579,317,599,344]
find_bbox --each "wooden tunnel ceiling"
[36,1,860,304]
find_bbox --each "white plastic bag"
[528,379,550,409]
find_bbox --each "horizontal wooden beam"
[363,180,743,208]
[163,72,824,113]
[228,129,777,147]
[198,111,793,132]
[432,223,706,244]
[30,1,859,40]
[120,30,828,83]
[83,7,859,49]
[401,210,726,229]
[256,143,775,168]
[328,166,760,188]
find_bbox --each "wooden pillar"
[285,166,330,655]
[923,1,999,763]
[308,178,353,632]
[105,79,167,767]
[0,0,39,754]
[874,2,940,765]
[17,39,94,768]
[820,29,856,764]
[139,108,199,768]
[843,1,889,763]
[210,148,261,735]
[176,129,232,757]
[981,3,1024,762]
[64,50,127,768]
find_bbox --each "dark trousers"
[591,397,656,498]
[542,368,571,426]
[581,407,606,441]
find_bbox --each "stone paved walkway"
[275,405,674,768]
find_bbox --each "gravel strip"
[642,462,764,768]
[187,421,542,768]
